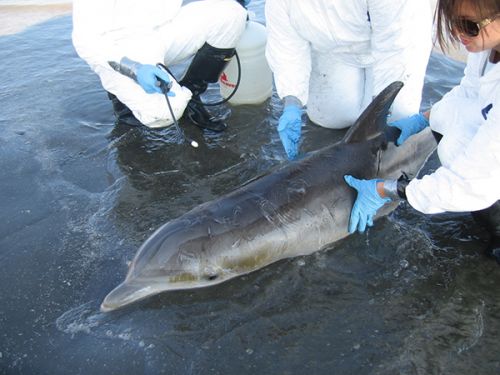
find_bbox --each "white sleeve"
[72,0,124,73]
[265,0,311,104]
[407,102,500,214]
[429,53,482,135]
[437,53,483,98]
[72,0,181,75]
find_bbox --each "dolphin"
[101,81,437,312]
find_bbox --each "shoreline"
[0,4,72,36]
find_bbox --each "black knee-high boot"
[472,200,500,264]
[179,43,236,132]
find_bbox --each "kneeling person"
[72,0,248,131]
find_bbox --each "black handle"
[155,63,173,94]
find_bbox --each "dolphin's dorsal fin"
[342,81,404,144]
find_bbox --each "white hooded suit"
[407,50,500,214]
[72,0,246,127]
[265,0,433,128]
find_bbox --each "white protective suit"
[407,50,500,214]
[265,0,433,128]
[72,0,247,127]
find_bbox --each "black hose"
[156,63,198,148]
[155,51,241,145]
[160,51,242,107]
[192,51,242,107]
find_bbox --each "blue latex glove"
[344,175,391,233]
[278,104,303,160]
[136,64,172,95]
[388,113,429,146]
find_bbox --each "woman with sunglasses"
[265,0,433,159]
[345,0,500,263]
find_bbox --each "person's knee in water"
[72,0,248,132]
[107,93,142,127]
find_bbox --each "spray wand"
[108,60,198,148]
[155,63,198,148]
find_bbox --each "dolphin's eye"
[205,274,219,281]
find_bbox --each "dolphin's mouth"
[100,281,155,312]
[100,273,230,312]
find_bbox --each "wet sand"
[0,3,72,36]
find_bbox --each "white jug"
[219,20,273,105]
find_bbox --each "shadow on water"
[1,7,500,375]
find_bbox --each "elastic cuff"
[396,174,410,200]
[283,95,303,108]
[417,113,430,128]
[118,56,141,81]
[383,174,410,200]
[383,179,400,200]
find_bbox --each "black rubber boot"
[107,92,142,127]
[472,200,500,264]
[184,100,228,132]
[179,43,236,132]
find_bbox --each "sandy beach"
[0,3,72,36]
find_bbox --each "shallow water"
[1,3,500,375]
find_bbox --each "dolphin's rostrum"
[101,82,437,312]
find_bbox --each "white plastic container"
[219,20,273,105]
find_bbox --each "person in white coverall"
[72,0,248,131]
[265,0,433,159]
[345,0,500,264]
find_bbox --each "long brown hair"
[435,0,500,50]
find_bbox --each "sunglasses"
[453,14,499,37]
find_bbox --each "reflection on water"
[1,5,500,375]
